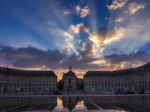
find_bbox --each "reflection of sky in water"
[53,96,66,111]
[1,96,149,112]
[52,97,128,112]
[73,100,87,111]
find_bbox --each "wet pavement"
[0,95,150,112]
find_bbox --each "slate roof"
[84,62,150,77]
[0,67,56,77]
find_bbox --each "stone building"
[62,66,77,93]
[0,67,57,95]
[84,63,150,94]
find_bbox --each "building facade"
[0,63,150,95]
[62,66,77,93]
[84,63,150,94]
[0,67,57,95]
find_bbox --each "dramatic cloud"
[88,59,109,67]
[0,44,149,71]
[106,49,150,70]
[0,46,65,69]
[107,0,128,10]
[106,0,148,56]
[87,27,126,68]
[75,5,90,18]
[0,0,149,72]
[112,61,130,70]
[69,23,85,34]
[88,27,126,58]
[0,45,94,70]
[107,17,150,55]
[61,31,77,55]
[127,2,145,15]
[61,23,90,56]
[88,32,105,58]
[115,17,124,23]
[60,24,126,63]
[104,27,126,44]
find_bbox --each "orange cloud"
[89,32,105,57]
[112,61,129,71]
[104,27,126,44]
[127,2,145,15]
[88,27,125,58]
[61,31,78,55]
[75,5,90,18]
[107,0,127,10]
[69,23,84,34]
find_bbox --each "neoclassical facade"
[0,67,57,95]
[62,66,77,93]
[84,63,150,94]
[0,63,150,95]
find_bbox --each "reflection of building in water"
[0,96,149,111]
[54,96,64,110]
[74,100,88,111]
[84,63,150,94]
[62,97,79,111]
[63,66,77,93]
[0,67,57,95]
[0,97,57,111]
[84,96,150,110]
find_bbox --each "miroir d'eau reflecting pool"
[0,95,150,112]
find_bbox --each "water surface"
[0,95,150,112]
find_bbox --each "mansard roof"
[64,70,75,76]
[63,69,77,79]
[85,62,150,77]
[140,62,150,69]
[62,65,77,78]
[0,67,56,77]
[85,69,133,77]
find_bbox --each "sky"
[0,0,150,77]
